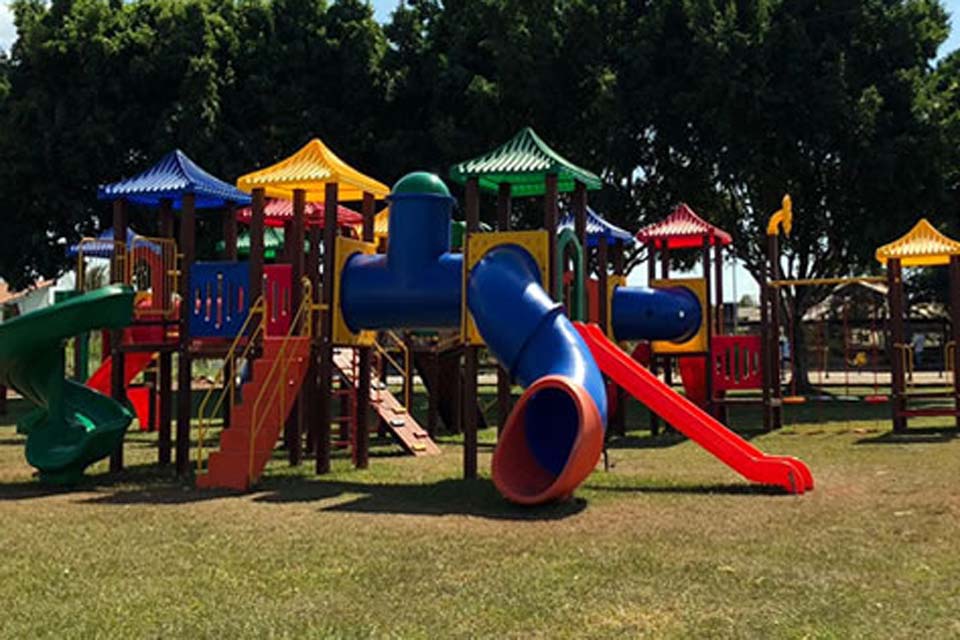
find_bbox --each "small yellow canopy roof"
[237,139,390,203]
[876,218,960,267]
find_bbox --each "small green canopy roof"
[449,127,602,197]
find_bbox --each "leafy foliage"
[0,0,955,299]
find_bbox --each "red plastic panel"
[711,335,763,392]
[264,264,293,337]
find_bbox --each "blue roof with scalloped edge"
[98,150,251,210]
[67,227,161,258]
[558,206,635,248]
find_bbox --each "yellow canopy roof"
[237,139,390,203]
[350,208,391,240]
[876,218,960,267]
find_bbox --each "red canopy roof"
[235,198,363,228]
[635,203,732,249]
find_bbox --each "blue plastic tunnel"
[340,172,608,504]
[610,285,702,343]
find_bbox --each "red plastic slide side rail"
[574,323,813,494]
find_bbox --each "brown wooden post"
[714,241,725,335]
[612,239,627,436]
[888,258,908,432]
[158,198,174,466]
[110,198,128,472]
[573,181,588,251]
[950,256,960,429]
[544,173,559,298]
[767,233,783,430]
[223,204,238,261]
[354,192,376,468]
[285,189,306,465]
[305,214,321,456]
[462,177,480,479]
[249,188,266,302]
[316,183,338,475]
[176,193,196,476]
[702,235,715,417]
[495,183,513,432]
[660,244,673,403]
[598,235,609,332]
[648,242,660,436]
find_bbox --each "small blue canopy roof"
[558,206,635,248]
[67,227,161,258]
[98,150,251,210]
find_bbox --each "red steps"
[196,336,311,490]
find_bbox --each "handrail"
[946,340,956,385]
[195,295,267,472]
[894,343,915,387]
[374,330,412,411]
[248,278,313,482]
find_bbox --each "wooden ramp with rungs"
[333,348,440,457]
[197,336,312,490]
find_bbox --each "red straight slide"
[575,323,814,494]
[86,351,157,430]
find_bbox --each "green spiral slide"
[0,285,136,484]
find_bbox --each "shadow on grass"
[854,427,960,445]
[251,477,587,521]
[0,463,585,522]
[584,482,790,496]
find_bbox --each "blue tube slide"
[610,285,702,343]
[340,172,607,504]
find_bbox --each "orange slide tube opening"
[492,375,604,505]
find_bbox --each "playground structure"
[0,128,816,503]
[876,219,960,431]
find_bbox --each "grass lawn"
[1,393,959,638]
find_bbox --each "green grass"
[1,393,960,638]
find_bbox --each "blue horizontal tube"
[468,246,607,476]
[611,285,702,343]
[340,252,462,331]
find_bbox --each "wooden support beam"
[462,177,480,479]
[176,193,196,476]
[714,241,724,335]
[598,235,609,332]
[110,198,128,473]
[496,183,513,433]
[316,183,338,475]
[249,188,266,302]
[951,256,960,430]
[702,235,715,418]
[888,258,908,432]
[158,198,174,465]
[354,192,376,469]
[544,173,559,298]
[612,239,627,437]
[286,189,306,466]
[223,204,238,261]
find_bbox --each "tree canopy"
[0,0,956,294]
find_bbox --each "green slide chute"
[0,285,136,484]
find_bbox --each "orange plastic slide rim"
[492,375,604,506]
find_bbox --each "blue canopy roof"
[98,150,251,210]
[558,206,635,248]
[67,227,161,258]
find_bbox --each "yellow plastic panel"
[650,278,708,355]
[332,236,377,346]
[462,230,550,346]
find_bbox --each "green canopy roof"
[217,227,301,260]
[449,127,602,197]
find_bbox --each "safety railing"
[195,296,266,472]
[248,279,314,482]
[945,340,956,386]
[76,235,180,318]
[894,343,916,388]
[374,330,412,412]
[76,239,126,290]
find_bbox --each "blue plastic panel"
[189,261,251,338]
